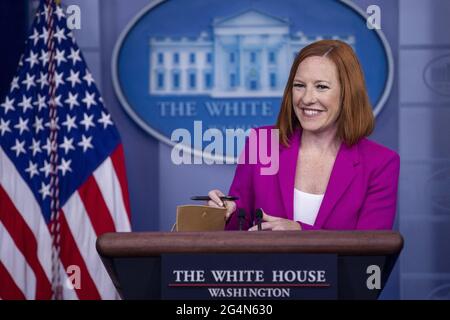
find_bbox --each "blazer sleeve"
[225,138,255,231]
[356,152,400,230]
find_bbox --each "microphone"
[255,208,263,231]
[238,209,246,231]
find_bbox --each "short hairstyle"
[276,40,374,147]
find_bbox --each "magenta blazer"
[225,126,400,231]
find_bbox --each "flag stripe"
[110,145,131,220]
[57,259,79,300]
[94,154,131,232]
[58,209,101,300]
[62,192,117,299]
[0,147,52,283]
[78,174,116,236]
[0,221,36,299]
[0,261,26,300]
[0,186,52,299]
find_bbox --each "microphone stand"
[238,209,246,231]
[255,208,263,231]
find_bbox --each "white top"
[293,188,324,226]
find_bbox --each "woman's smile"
[300,107,326,118]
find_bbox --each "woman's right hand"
[207,189,237,220]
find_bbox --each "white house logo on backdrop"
[112,0,393,162]
[428,283,450,300]
[149,10,354,98]
[423,54,450,96]
[426,167,450,214]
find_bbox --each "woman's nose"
[302,87,317,105]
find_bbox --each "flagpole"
[45,0,63,300]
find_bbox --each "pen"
[190,196,239,201]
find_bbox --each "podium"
[96,231,403,300]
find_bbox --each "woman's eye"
[317,84,329,90]
[293,83,305,88]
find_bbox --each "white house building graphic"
[149,9,355,97]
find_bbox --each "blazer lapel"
[277,129,301,220]
[314,142,360,228]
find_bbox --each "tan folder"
[174,205,227,232]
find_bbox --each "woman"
[208,40,400,231]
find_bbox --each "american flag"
[0,0,131,299]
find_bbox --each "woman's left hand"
[248,210,302,231]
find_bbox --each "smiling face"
[292,56,341,136]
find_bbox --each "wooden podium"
[96,231,403,300]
